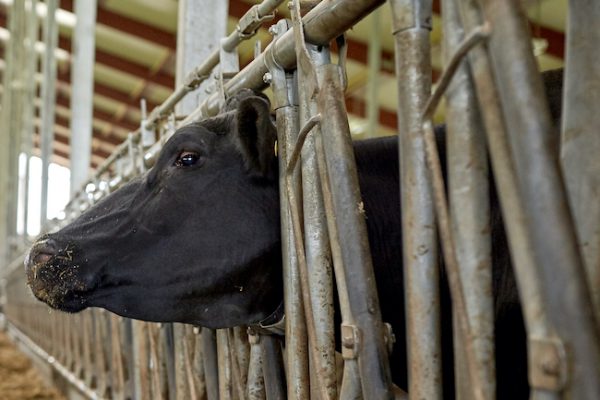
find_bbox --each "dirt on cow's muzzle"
[25,238,89,311]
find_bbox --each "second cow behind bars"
[25,70,564,399]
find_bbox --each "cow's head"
[25,92,282,328]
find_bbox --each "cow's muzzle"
[25,236,89,311]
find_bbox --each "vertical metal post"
[69,0,97,197]
[366,9,382,138]
[267,19,309,400]
[454,1,559,399]
[561,0,600,323]
[1,0,27,261]
[40,0,59,232]
[21,0,38,241]
[173,3,228,398]
[175,0,228,114]
[260,335,286,400]
[317,64,393,399]
[247,331,266,400]
[201,328,219,400]
[441,1,494,399]
[478,0,600,397]
[388,0,441,398]
[217,329,233,400]
[298,45,337,400]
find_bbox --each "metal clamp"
[237,4,276,39]
[529,337,568,391]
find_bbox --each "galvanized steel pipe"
[479,0,600,398]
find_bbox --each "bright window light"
[17,154,71,237]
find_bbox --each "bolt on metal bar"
[478,1,600,398]
[441,1,495,397]
[388,0,442,398]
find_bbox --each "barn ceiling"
[0,0,566,170]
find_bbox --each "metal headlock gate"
[1,0,599,399]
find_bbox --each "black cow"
[25,70,564,399]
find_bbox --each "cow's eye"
[175,151,201,167]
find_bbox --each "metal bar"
[247,331,266,400]
[184,0,387,123]
[420,23,491,400]
[6,322,98,399]
[317,64,393,399]
[441,3,494,397]
[260,335,286,400]
[132,320,151,399]
[146,0,285,127]
[479,1,600,398]
[201,328,219,400]
[1,0,26,262]
[230,327,250,399]
[314,124,363,400]
[217,329,234,400]
[457,1,572,399]
[20,0,38,242]
[175,0,228,115]
[266,21,309,400]
[388,1,441,398]
[561,0,600,324]
[64,0,386,222]
[366,9,382,138]
[39,0,59,231]
[69,0,97,197]
[110,315,126,399]
[298,45,337,400]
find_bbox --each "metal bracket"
[341,324,361,360]
[237,4,276,39]
[529,337,568,391]
[247,327,261,345]
[264,19,296,110]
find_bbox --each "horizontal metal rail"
[61,0,386,221]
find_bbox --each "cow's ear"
[236,96,277,180]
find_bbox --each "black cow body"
[26,70,564,399]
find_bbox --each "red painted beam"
[60,0,176,49]
[57,36,174,88]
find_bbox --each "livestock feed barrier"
[1,0,599,399]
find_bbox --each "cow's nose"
[25,238,59,271]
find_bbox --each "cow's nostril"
[33,252,53,264]
[26,238,59,270]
